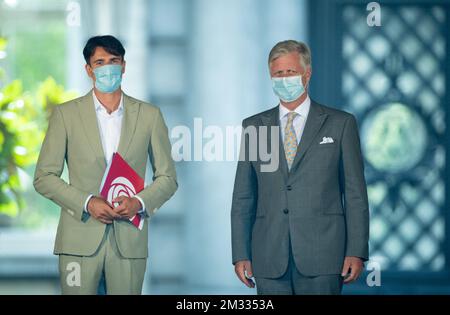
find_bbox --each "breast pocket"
[323,207,344,216]
[308,142,339,171]
[322,191,344,216]
[314,143,338,150]
[255,205,266,218]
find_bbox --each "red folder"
[100,152,145,229]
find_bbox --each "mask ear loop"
[301,68,311,91]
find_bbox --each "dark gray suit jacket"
[231,100,369,278]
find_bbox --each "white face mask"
[271,75,305,102]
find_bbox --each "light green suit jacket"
[33,90,178,258]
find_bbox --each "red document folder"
[100,152,145,230]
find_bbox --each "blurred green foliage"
[0,36,77,225]
[11,22,66,92]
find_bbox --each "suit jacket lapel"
[76,90,140,170]
[117,93,139,160]
[260,106,289,180]
[290,101,328,172]
[77,91,106,170]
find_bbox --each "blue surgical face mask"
[93,64,123,93]
[271,75,305,103]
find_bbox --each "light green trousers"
[58,225,147,295]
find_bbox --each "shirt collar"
[279,94,311,120]
[92,90,124,114]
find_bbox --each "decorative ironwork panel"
[341,4,446,271]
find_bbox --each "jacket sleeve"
[33,106,91,222]
[340,114,370,261]
[135,108,178,217]
[231,120,257,264]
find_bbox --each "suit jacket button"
[283,208,289,214]
[287,185,292,191]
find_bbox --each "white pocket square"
[319,137,334,144]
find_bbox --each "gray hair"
[268,40,312,68]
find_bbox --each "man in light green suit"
[33,35,177,295]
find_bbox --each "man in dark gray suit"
[231,40,369,295]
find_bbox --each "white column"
[120,0,150,100]
[95,0,114,34]
[185,0,308,291]
[66,0,93,93]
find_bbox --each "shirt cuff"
[84,194,94,213]
[133,195,146,214]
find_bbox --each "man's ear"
[85,64,95,80]
[306,67,312,80]
[304,67,312,87]
[122,60,126,75]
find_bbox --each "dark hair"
[83,35,126,65]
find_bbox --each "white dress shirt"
[84,92,145,214]
[279,95,311,145]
